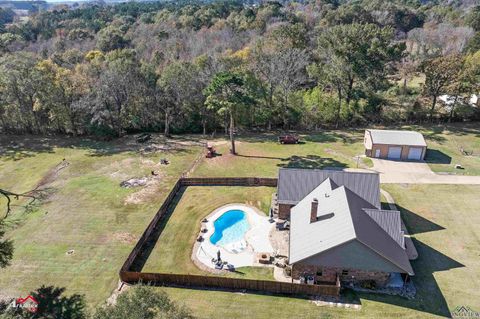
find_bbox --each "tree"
[0,222,13,269]
[252,44,309,129]
[466,5,480,32]
[35,60,89,135]
[93,286,194,319]
[96,26,129,52]
[0,285,86,319]
[158,62,203,137]
[204,72,251,155]
[87,50,148,137]
[0,54,45,134]
[397,57,418,95]
[422,54,463,120]
[314,23,403,126]
[463,51,480,107]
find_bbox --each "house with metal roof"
[276,168,380,220]
[364,129,427,161]
[276,168,414,288]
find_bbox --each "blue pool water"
[210,209,250,246]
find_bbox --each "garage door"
[387,146,402,159]
[408,147,423,160]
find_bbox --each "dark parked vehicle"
[278,134,299,144]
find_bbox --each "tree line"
[0,0,479,138]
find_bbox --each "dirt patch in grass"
[36,160,70,188]
[124,175,163,205]
[112,232,138,244]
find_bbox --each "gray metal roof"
[289,179,413,275]
[278,168,380,208]
[367,129,427,147]
[363,209,404,248]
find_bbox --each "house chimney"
[310,198,318,223]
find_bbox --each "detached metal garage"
[364,129,427,161]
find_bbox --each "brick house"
[278,168,414,288]
[364,129,427,161]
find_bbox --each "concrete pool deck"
[195,204,275,269]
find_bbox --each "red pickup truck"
[278,135,299,144]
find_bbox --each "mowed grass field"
[414,124,480,175]
[0,135,202,306]
[194,123,480,177]
[1,123,480,317]
[161,184,480,319]
[194,129,373,177]
[142,186,276,280]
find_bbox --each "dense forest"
[0,0,479,137]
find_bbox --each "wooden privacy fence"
[180,177,278,187]
[120,272,341,296]
[119,176,340,297]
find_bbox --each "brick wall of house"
[292,263,391,287]
[278,204,293,220]
[368,144,426,161]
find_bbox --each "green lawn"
[142,186,275,280]
[194,130,371,178]
[414,124,480,175]
[0,135,202,307]
[160,184,480,319]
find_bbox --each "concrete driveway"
[371,158,480,184]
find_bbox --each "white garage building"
[364,129,427,161]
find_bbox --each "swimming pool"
[210,209,250,247]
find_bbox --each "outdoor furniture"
[306,276,315,285]
[258,253,272,264]
[276,220,290,230]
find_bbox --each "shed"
[364,129,427,161]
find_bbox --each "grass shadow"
[397,204,445,235]
[0,133,201,160]
[357,239,463,318]
[277,155,348,170]
[424,149,452,164]
[129,187,186,272]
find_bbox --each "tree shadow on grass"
[0,134,199,160]
[236,154,285,161]
[424,149,452,165]
[277,155,348,170]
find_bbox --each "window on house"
[316,270,322,277]
[341,269,349,276]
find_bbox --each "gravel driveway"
[371,158,480,184]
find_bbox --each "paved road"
[371,159,480,184]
